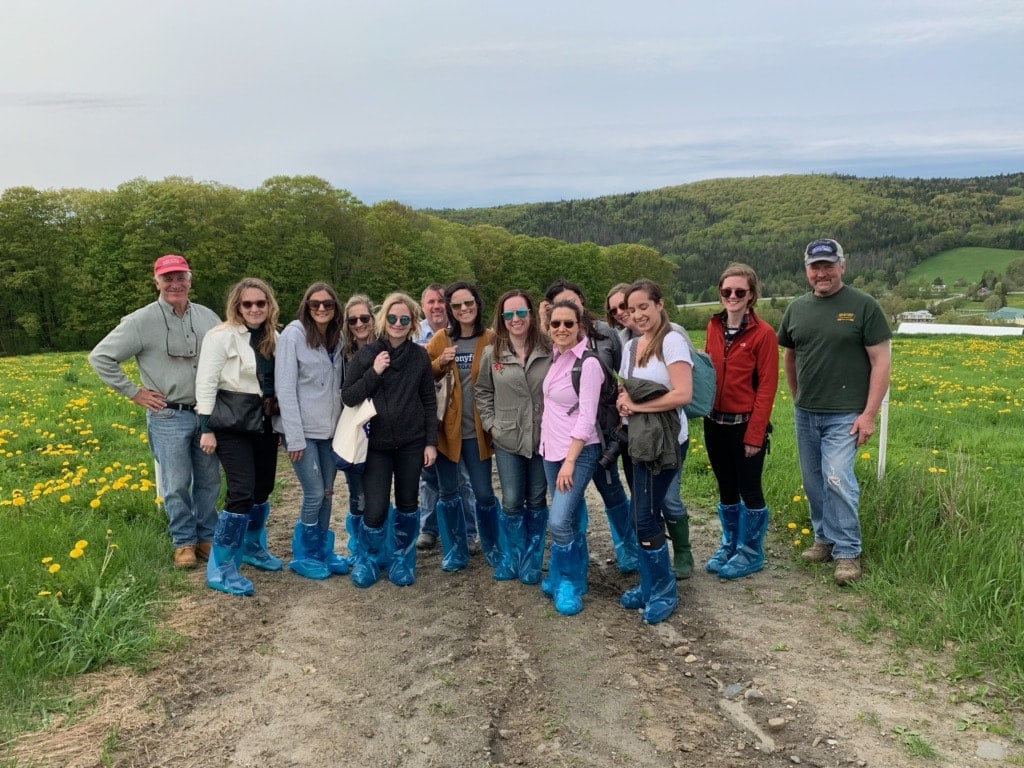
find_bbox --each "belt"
[164,402,196,411]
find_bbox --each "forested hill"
[426,173,1024,302]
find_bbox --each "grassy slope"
[906,246,1024,284]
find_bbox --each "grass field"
[906,246,1024,285]
[2,339,1023,744]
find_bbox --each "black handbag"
[208,390,264,433]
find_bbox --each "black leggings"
[361,441,425,527]
[703,419,767,509]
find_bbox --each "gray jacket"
[89,297,220,405]
[276,320,344,451]
[475,343,551,458]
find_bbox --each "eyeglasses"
[449,299,476,311]
[347,314,372,326]
[610,302,628,312]
[719,288,749,299]
[502,308,529,320]
[307,299,337,311]
[241,300,267,309]
[549,319,576,329]
[162,307,196,359]
[386,314,412,326]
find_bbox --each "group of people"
[89,237,891,622]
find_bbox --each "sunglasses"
[610,301,628,312]
[386,314,412,326]
[346,314,372,326]
[549,319,576,330]
[449,299,476,311]
[241,300,267,309]
[307,299,337,311]
[719,288,749,299]
[502,308,529,320]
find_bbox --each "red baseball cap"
[153,254,191,275]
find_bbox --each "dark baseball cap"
[803,239,844,265]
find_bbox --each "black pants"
[703,419,767,509]
[362,441,425,527]
[215,419,278,515]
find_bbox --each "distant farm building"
[985,307,1024,325]
[897,310,934,322]
[897,322,1024,337]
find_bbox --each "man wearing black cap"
[777,239,891,585]
[89,255,222,568]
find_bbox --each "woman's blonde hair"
[375,292,421,344]
[341,294,374,359]
[224,277,279,359]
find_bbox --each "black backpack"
[570,349,622,450]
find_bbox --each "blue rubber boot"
[345,513,361,559]
[388,508,420,586]
[519,506,548,585]
[436,496,469,572]
[475,498,503,569]
[719,505,769,579]
[494,508,525,581]
[705,503,741,574]
[604,499,639,574]
[321,527,351,575]
[288,521,329,580]
[242,501,283,571]
[549,540,584,616]
[639,542,678,624]
[351,519,389,588]
[664,515,694,579]
[206,511,254,596]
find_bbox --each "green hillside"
[906,246,1024,285]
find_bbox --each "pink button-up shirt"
[539,337,601,461]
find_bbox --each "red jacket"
[705,311,779,448]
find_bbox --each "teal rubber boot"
[288,521,330,580]
[206,511,254,596]
[705,502,741,574]
[604,499,639,573]
[475,498,503,569]
[639,542,678,624]
[351,519,389,588]
[494,508,525,581]
[436,496,469,572]
[719,505,769,579]
[242,501,283,571]
[388,508,420,586]
[519,506,548,585]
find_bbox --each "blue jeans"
[147,408,221,547]
[493,447,547,513]
[436,438,496,511]
[662,439,689,522]
[343,469,365,516]
[290,438,337,527]
[544,444,600,545]
[794,408,861,558]
[632,452,680,548]
[420,459,477,537]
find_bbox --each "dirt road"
[16,472,1017,767]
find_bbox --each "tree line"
[0,176,672,355]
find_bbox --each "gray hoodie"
[276,320,344,452]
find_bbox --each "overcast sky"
[2,1,1022,208]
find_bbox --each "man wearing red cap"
[89,255,222,567]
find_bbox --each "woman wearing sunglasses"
[615,279,691,624]
[276,282,351,580]
[425,282,499,572]
[539,300,603,615]
[341,292,437,588]
[543,279,636,575]
[703,263,778,580]
[337,294,375,550]
[197,277,283,596]
[474,289,551,584]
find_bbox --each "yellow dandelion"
[801,528,810,536]
[69,548,84,559]
[106,529,113,535]
[38,590,52,597]
[12,497,25,506]
[793,539,802,546]
[792,495,801,502]
[48,563,60,574]
[931,449,939,455]
[860,452,871,460]
[59,494,71,503]
[89,498,101,508]
[787,522,797,530]
[75,539,88,549]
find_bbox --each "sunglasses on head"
[386,314,412,326]
[241,299,267,309]
[307,299,336,311]
[719,288,749,299]
[549,319,576,329]
[346,314,372,326]
[502,308,529,320]
[449,298,476,311]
